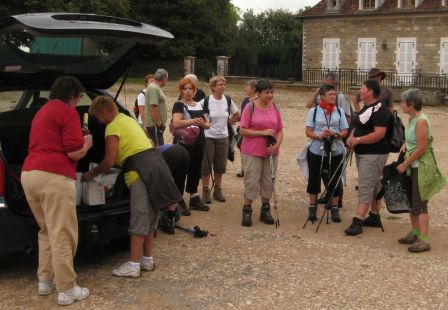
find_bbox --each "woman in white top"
[199,76,239,204]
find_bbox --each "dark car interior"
[0,90,131,217]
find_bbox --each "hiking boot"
[189,196,210,211]
[408,240,431,253]
[330,206,341,223]
[398,231,419,245]
[178,199,190,216]
[213,185,226,202]
[260,203,275,225]
[202,187,212,204]
[363,211,382,228]
[38,280,54,296]
[57,285,90,306]
[112,262,141,278]
[242,205,252,227]
[159,215,175,235]
[345,217,364,236]
[308,205,317,222]
[141,259,156,272]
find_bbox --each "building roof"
[299,0,447,18]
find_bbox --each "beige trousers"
[241,154,278,201]
[21,170,78,292]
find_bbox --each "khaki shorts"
[411,168,428,215]
[201,137,229,175]
[242,154,277,201]
[129,178,159,236]
[356,154,388,204]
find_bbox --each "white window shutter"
[442,39,448,75]
[323,39,340,70]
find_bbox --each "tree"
[233,9,302,67]
[130,0,238,60]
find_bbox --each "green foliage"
[130,0,239,60]
[234,9,302,67]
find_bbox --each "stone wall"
[303,12,448,74]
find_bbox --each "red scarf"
[319,100,335,114]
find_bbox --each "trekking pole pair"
[303,148,353,232]
[266,136,280,228]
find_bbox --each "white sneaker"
[38,281,54,296]
[112,262,141,278]
[141,260,155,272]
[57,285,90,306]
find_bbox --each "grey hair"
[154,69,168,81]
[401,89,423,111]
[184,74,198,83]
[246,79,258,89]
[324,72,339,85]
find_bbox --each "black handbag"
[382,153,412,214]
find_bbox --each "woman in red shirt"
[21,76,92,306]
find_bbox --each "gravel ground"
[1,81,448,309]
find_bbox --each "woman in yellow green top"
[396,89,447,253]
[83,96,181,277]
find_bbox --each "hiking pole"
[175,224,208,238]
[315,149,353,232]
[302,141,326,229]
[266,135,280,228]
[302,147,345,229]
[202,132,215,192]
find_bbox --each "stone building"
[299,0,448,76]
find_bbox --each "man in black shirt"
[353,68,394,113]
[345,80,392,236]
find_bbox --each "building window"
[441,37,448,75]
[322,38,340,70]
[364,0,375,8]
[357,38,376,71]
[396,37,417,79]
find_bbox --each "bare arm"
[150,105,161,127]
[305,88,320,109]
[347,126,387,148]
[173,112,195,128]
[139,106,146,126]
[82,135,119,181]
[229,111,241,124]
[67,135,93,162]
[240,126,275,138]
[403,120,428,165]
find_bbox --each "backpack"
[203,95,236,161]
[134,90,145,119]
[202,94,232,120]
[388,110,405,153]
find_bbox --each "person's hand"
[396,163,407,174]
[346,136,358,148]
[193,118,205,127]
[263,129,275,137]
[320,130,330,139]
[267,144,279,155]
[400,145,406,153]
[82,171,94,182]
[84,134,93,150]
[157,124,166,132]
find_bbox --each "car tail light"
[0,157,5,196]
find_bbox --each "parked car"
[0,13,173,255]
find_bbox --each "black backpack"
[388,110,405,153]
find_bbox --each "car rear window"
[1,31,135,75]
[0,90,91,112]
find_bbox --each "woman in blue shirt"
[305,84,349,223]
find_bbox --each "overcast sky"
[231,0,320,13]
